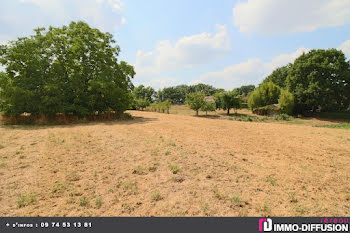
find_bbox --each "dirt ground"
[0,110,349,216]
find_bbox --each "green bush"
[248,82,281,110]
[274,114,291,121]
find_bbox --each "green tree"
[219,91,242,115]
[278,89,295,115]
[133,85,155,103]
[0,21,135,118]
[248,82,281,110]
[185,92,205,116]
[233,85,255,96]
[135,98,150,111]
[200,101,216,115]
[286,49,350,113]
[263,65,290,88]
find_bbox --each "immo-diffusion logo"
[259,218,272,232]
[258,218,349,232]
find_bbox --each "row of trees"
[254,49,350,114]
[185,91,243,116]
[131,83,225,106]
[149,100,172,114]
[0,21,135,117]
[132,83,255,113]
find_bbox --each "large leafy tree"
[0,21,135,117]
[133,85,155,103]
[286,49,350,112]
[263,64,291,88]
[248,82,281,110]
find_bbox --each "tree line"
[1,21,349,120]
[248,49,350,114]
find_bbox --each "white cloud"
[198,47,310,90]
[134,24,231,77]
[233,0,350,35]
[141,78,181,90]
[0,0,126,44]
[339,39,350,58]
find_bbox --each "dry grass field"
[0,108,349,217]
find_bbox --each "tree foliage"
[263,65,290,88]
[0,21,135,117]
[133,85,155,103]
[248,82,281,110]
[286,49,350,113]
[278,89,295,115]
[215,91,242,115]
[157,83,222,104]
[200,101,216,115]
[185,92,206,116]
[233,85,255,96]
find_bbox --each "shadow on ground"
[0,116,158,131]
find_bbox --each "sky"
[1,0,350,90]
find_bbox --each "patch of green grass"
[169,141,176,147]
[227,117,234,121]
[230,194,241,205]
[17,193,37,208]
[165,150,171,155]
[132,166,147,175]
[262,201,271,214]
[288,193,298,203]
[0,162,6,167]
[68,172,80,181]
[159,136,164,142]
[121,180,139,195]
[148,164,158,172]
[95,197,102,208]
[170,164,180,174]
[212,187,226,200]
[314,123,350,130]
[267,176,276,186]
[52,184,66,194]
[295,205,308,215]
[151,191,163,201]
[281,120,307,125]
[79,197,89,207]
[274,114,291,121]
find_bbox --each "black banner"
[0,217,349,233]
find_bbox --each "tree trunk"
[196,110,199,116]
[206,111,208,116]
[227,109,230,115]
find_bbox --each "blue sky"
[1,0,350,90]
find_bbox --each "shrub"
[274,113,291,121]
[248,82,281,110]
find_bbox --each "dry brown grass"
[0,110,349,216]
